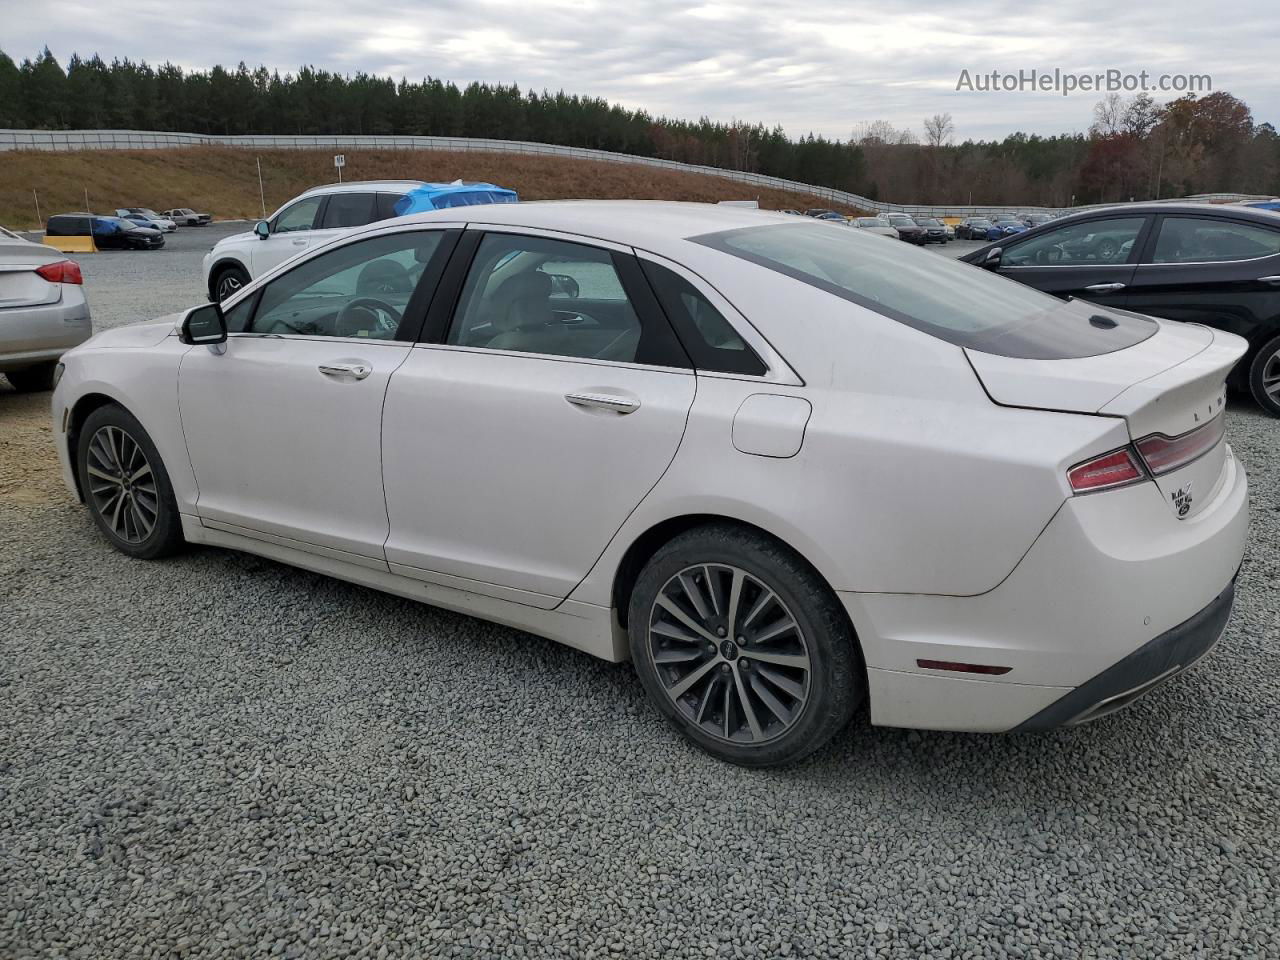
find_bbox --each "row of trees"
[2,47,1277,205]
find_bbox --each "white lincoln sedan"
[51,202,1249,766]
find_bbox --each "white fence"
[1,129,1271,219]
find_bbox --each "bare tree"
[923,112,954,147]
[1091,93,1125,136]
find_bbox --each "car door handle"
[564,391,640,414]
[1084,282,1127,293]
[318,362,372,380]
[1257,275,1280,286]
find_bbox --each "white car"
[202,181,428,302]
[852,217,899,238]
[115,208,177,233]
[54,202,1248,766]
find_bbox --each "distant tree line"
[2,47,1277,206]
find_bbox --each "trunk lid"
[967,318,1247,520]
[0,243,61,309]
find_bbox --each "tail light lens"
[35,260,83,284]
[1067,447,1146,493]
[1135,416,1225,476]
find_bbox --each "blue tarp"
[395,181,519,215]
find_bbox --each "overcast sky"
[2,0,1275,142]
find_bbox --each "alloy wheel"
[646,563,812,745]
[1262,347,1280,402]
[216,273,242,300]
[85,425,158,544]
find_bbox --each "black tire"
[213,264,250,303]
[6,361,57,393]
[76,403,185,559]
[628,523,863,767]
[1248,333,1280,417]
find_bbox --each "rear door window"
[1149,217,1280,263]
[692,221,1155,360]
[640,261,766,375]
[320,193,377,229]
[376,193,409,220]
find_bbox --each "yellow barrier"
[43,235,97,253]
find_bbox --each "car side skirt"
[182,515,630,662]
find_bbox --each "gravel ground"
[1,229,1278,959]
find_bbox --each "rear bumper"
[844,444,1248,732]
[1015,578,1235,729]
[0,291,92,372]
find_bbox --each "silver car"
[0,232,92,391]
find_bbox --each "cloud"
[0,0,1273,142]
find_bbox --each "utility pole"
[256,157,267,220]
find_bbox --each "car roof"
[300,180,429,197]
[1055,201,1280,224]
[381,200,802,254]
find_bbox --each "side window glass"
[447,234,644,364]
[1151,217,1280,263]
[376,193,408,220]
[1002,217,1146,266]
[248,231,443,339]
[321,193,376,229]
[641,262,766,376]
[272,197,323,234]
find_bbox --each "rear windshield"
[691,222,1156,359]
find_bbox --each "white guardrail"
[0,129,1271,219]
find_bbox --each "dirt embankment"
[0,147,862,229]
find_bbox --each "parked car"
[992,218,1029,236]
[852,217,899,238]
[47,214,164,251]
[162,208,213,226]
[885,214,927,244]
[779,209,803,216]
[960,202,1280,415]
[52,202,1248,765]
[805,209,847,222]
[955,217,1001,241]
[1022,213,1053,228]
[203,179,518,301]
[1,230,92,391]
[116,208,177,232]
[913,217,949,244]
[1242,200,1280,212]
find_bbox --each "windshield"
[691,222,1156,360]
[888,216,915,225]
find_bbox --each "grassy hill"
[0,147,862,230]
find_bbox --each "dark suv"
[47,214,164,251]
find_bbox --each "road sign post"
[334,154,345,183]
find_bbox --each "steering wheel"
[335,297,402,337]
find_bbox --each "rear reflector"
[1135,416,1225,476]
[1067,447,1146,493]
[35,259,83,285]
[917,659,1012,676]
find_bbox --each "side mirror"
[254,220,270,239]
[180,302,228,345]
[981,247,1003,270]
[548,273,580,298]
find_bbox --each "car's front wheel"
[76,404,185,559]
[213,264,250,303]
[628,524,863,767]
[1248,333,1280,417]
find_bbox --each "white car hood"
[79,315,181,350]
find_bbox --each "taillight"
[35,260,83,284]
[1135,416,1225,476]
[1067,447,1146,493]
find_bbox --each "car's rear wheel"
[1248,333,1280,417]
[213,264,250,303]
[628,524,863,767]
[76,404,184,559]
[5,361,57,393]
